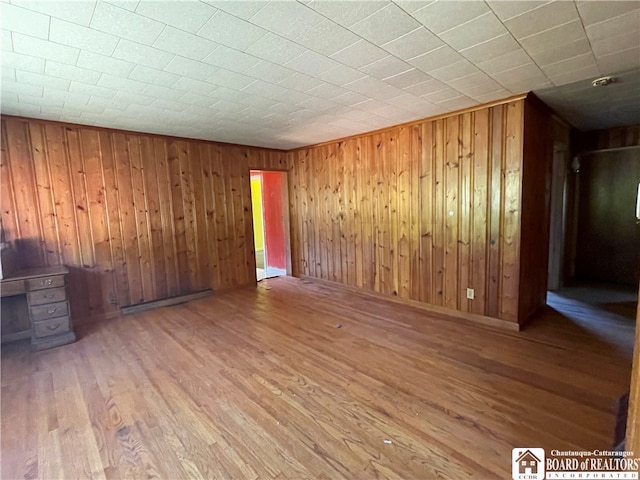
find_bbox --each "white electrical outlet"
[466,288,475,300]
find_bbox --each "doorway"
[250,170,290,281]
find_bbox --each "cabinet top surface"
[1,265,69,282]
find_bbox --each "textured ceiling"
[1,0,639,149]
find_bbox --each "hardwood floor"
[1,277,635,479]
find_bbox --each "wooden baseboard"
[299,275,520,332]
[121,290,213,316]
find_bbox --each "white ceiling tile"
[0,3,49,39]
[202,1,266,20]
[577,0,640,26]
[306,82,350,100]
[2,51,45,73]
[173,76,217,96]
[392,0,432,14]
[242,79,288,100]
[586,10,640,42]
[542,52,598,78]
[97,72,148,94]
[19,92,63,108]
[284,50,341,77]
[330,39,388,69]
[112,90,155,105]
[248,1,325,40]
[448,71,495,91]
[408,45,462,73]
[361,55,412,80]
[462,81,505,99]
[12,0,96,26]
[519,19,588,54]
[203,45,262,73]
[440,12,507,51]
[349,3,421,45]
[2,29,13,51]
[129,65,180,87]
[476,49,533,76]
[151,98,188,112]
[135,1,217,32]
[243,60,294,83]
[2,65,16,81]
[595,46,640,73]
[12,33,80,64]
[317,64,367,86]
[435,96,477,111]
[245,32,306,65]
[49,18,119,56]
[278,72,325,92]
[486,0,550,21]
[77,50,135,77]
[16,70,70,90]
[412,1,490,34]
[459,33,520,64]
[2,80,44,97]
[86,97,132,112]
[293,19,360,56]
[164,56,219,82]
[381,27,443,61]
[383,68,432,89]
[306,1,387,27]
[103,1,139,12]
[112,39,175,69]
[198,10,267,50]
[547,64,601,86]
[343,75,403,101]
[208,69,255,89]
[42,87,90,105]
[505,1,579,39]
[528,38,591,66]
[421,87,463,103]
[140,83,186,101]
[405,77,448,97]
[45,60,101,84]
[90,1,164,45]
[153,26,218,61]
[592,30,640,59]
[474,89,513,103]
[178,91,217,107]
[493,63,550,91]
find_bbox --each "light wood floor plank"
[1,277,635,479]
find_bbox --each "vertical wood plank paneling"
[113,132,143,304]
[81,128,117,317]
[1,116,288,323]
[99,130,130,308]
[28,123,61,267]
[471,110,489,315]
[4,120,44,267]
[140,136,166,300]
[2,99,536,326]
[443,116,459,310]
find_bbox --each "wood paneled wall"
[287,99,540,324]
[0,116,288,324]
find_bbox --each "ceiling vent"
[592,76,615,87]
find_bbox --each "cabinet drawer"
[32,316,70,339]
[26,275,65,291]
[1,280,25,297]
[28,287,66,306]
[30,301,68,322]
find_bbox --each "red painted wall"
[261,171,286,269]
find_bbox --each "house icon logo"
[512,448,545,480]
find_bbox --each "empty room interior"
[1,0,640,478]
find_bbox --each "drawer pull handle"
[47,308,57,314]
[44,293,55,299]
[41,279,53,286]
[47,323,61,331]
